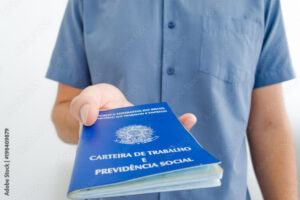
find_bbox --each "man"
[46,0,298,199]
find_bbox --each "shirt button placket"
[161,0,176,102]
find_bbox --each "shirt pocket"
[198,15,262,83]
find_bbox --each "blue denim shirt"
[46,0,295,199]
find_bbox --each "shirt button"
[167,67,175,75]
[168,21,176,29]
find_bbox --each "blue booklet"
[68,102,223,199]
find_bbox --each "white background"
[0,0,299,199]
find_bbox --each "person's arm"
[247,83,298,199]
[51,83,197,144]
[51,83,82,144]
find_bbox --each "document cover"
[68,102,223,199]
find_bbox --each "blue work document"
[68,102,223,199]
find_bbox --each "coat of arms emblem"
[114,125,158,144]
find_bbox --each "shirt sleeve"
[45,0,91,89]
[253,0,295,89]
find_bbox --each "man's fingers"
[71,84,195,130]
[178,113,197,131]
[70,83,132,126]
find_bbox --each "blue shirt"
[46,0,295,199]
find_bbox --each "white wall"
[0,0,299,199]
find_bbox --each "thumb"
[178,113,197,131]
[70,83,132,126]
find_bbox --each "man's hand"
[70,83,133,126]
[51,83,197,144]
[70,83,197,129]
